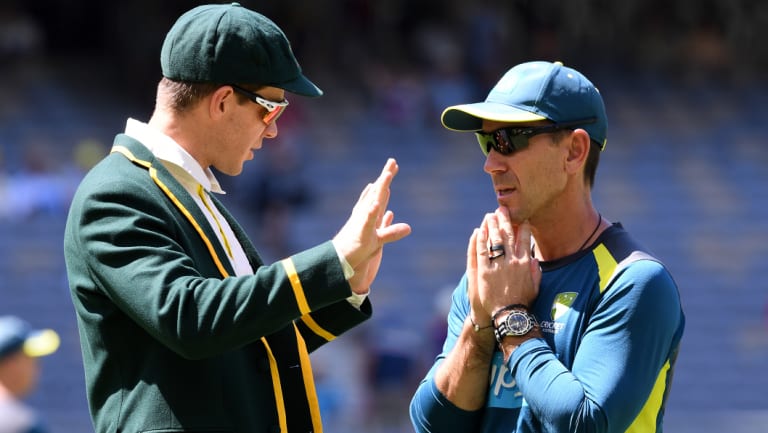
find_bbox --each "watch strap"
[491,303,529,323]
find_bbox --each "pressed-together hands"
[467,207,541,327]
[333,158,412,294]
[431,207,541,409]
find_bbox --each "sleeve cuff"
[346,291,368,309]
[331,240,367,308]
[331,239,355,280]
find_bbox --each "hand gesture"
[333,158,411,294]
[469,207,541,320]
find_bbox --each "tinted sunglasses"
[475,118,596,156]
[230,84,289,124]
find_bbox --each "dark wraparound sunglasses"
[229,84,289,124]
[475,118,597,156]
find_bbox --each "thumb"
[377,222,412,244]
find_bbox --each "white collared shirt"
[125,118,254,276]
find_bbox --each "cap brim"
[277,74,323,97]
[23,329,60,358]
[441,102,547,131]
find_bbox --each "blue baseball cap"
[0,316,60,360]
[442,61,608,150]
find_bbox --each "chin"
[498,203,527,223]
[219,165,244,176]
[496,198,518,211]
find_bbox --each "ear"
[208,86,235,120]
[564,129,591,175]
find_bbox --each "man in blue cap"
[409,61,684,432]
[63,4,411,432]
[0,316,60,433]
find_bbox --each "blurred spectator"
[416,23,477,126]
[71,139,107,172]
[459,1,512,93]
[0,3,44,61]
[242,136,313,261]
[0,141,72,221]
[363,62,429,129]
[310,332,370,433]
[364,314,421,432]
[428,286,455,358]
[0,316,60,433]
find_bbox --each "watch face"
[505,311,533,336]
[494,309,537,343]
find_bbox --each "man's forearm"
[433,318,496,410]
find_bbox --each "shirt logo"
[487,352,523,409]
[551,292,578,320]
[540,292,577,335]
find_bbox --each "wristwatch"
[493,308,538,343]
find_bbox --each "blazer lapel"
[111,135,236,278]
[207,193,265,269]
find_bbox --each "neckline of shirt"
[124,118,225,194]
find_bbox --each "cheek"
[228,115,264,150]
[544,159,568,186]
[242,116,267,141]
[525,156,567,197]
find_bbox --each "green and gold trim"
[111,145,231,278]
[281,259,336,342]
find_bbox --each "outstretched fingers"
[334,158,410,269]
[354,159,395,229]
[377,210,411,244]
[372,158,397,206]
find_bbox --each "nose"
[263,120,279,139]
[483,149,507,175]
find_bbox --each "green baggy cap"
[160,3,322,97]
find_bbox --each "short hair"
[583,140,601,188]
[157,78,264,113]
[157,77,221,113]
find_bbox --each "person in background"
[410,61,684,432]
[0,316,60,433]
[63,3,411,432]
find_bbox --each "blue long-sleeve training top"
[410,223,685,433]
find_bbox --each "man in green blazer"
[63,4,411,433]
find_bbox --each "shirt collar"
[124,118,225,194]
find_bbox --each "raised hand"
[347,210,396,294]
[333,159,411,293]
